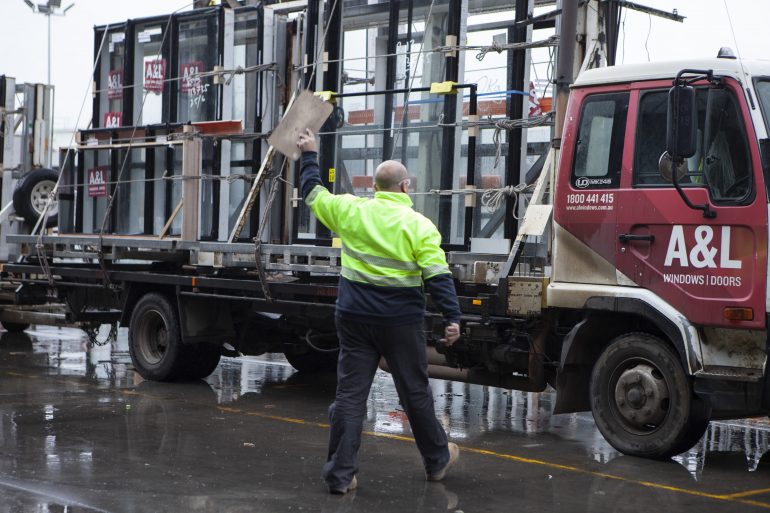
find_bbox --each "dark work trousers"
[322,316,450,489]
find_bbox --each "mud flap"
[553,365,592,414]
[178,294,236,343]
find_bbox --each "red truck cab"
[550,56,770,457]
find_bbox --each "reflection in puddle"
[2,325,768,485]
[4,326,134,387]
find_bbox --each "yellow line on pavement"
[217,405,330,428]
[200,397,770,510]
[362,435,737,503]
[725,488,770,499]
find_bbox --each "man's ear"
[374,183,380,192]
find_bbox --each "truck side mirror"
[658,151,688,183]
[666,85,697,159]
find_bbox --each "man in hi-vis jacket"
[298,129,461,494]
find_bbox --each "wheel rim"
[137,309,169,366]
[609,358,671,435]
[30,179,58,217]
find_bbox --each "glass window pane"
[756,80,770,134]
[633,91,669,185]
[311,1,454,242]
[199,140,217,239]
[116,148,145,234]
[98,29,125,128]
[177,16,219,123]
[703,89,752,202]
[634,87,752,203]
[228,142,254,237]
[572,93,628,188]
[57,150,76,233]
[233,10,259,131]
[82,150,111,234]
[133,23,168,125]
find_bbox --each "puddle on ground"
[1,325,768,481]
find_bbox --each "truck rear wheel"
[284,348,338,373]
[590,333,709,459]
[181,342,221,380]
[129,293,186,382]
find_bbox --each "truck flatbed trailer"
[3,229,539,386]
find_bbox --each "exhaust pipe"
[378,325,548,393]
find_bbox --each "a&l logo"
[664,225,741,269]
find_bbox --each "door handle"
[618,234,655,243]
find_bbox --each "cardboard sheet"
[268,90,333,161]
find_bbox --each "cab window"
[633,87,753,204]
[571,92,629,189]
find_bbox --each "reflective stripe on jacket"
[305,184,452,287]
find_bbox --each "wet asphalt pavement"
[0,326,768,512]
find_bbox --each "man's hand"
[298,128,318,153]
[443,322,460,346]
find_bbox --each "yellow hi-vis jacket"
[306,185,452,287]
[300,151,460,325]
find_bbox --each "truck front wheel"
[129,293,186,382]
[590,333,710,459]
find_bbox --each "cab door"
[615,80,767,330]
[553,86,630,284]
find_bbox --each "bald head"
[374,160,408,193]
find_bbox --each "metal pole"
[438,0,461,243]
[382,0,400,161]
[47,12,51,85]
[554,0,578,145]
[318,0,342,240]
[504,0,529,240]
[400,0,414,165]
[304,0,320,89]
[463,85,477,248]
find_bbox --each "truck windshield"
[756,79,770,134]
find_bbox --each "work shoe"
[427,442,459,482]
[329,475,357,495]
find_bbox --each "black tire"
[284,349,338,373]
[179,342,221,380]
[13,168,59,228]
[670,394,712,455]
[590,332,709,459]
[0,332,33,351]
[128,293,186,382]
[1,321,30,333]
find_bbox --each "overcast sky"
[1,0,193,129]
[0,0,767,133]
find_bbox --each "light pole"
[22,0,75,86]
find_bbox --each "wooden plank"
[159,199,183,239]
[181,126,202,241]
